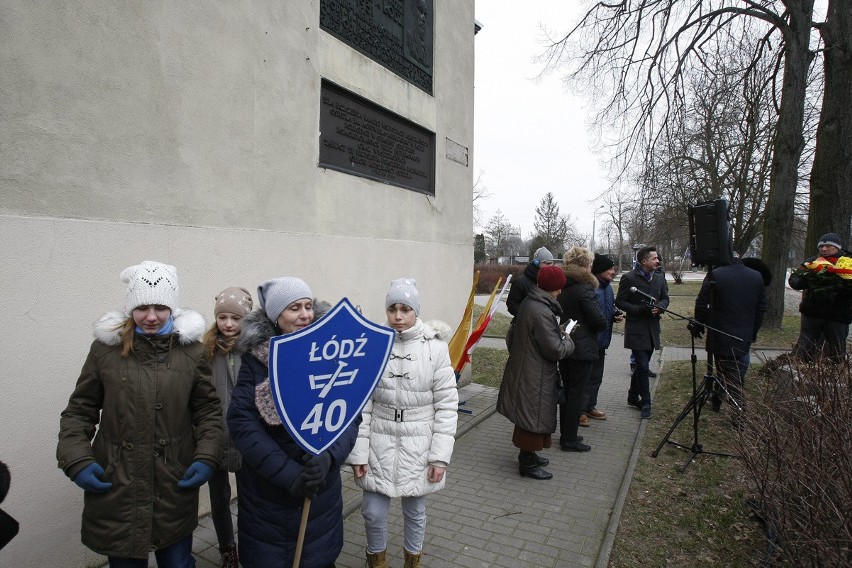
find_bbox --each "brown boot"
[219,543,238,568]
[404,549,421,568]
[366,548,387,568]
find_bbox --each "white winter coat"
[347,319,458,497]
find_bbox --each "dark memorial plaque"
[319,81,435,195]
[320,0,433,94]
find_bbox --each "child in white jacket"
[348,278,459,568]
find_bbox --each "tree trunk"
[807,0,852,252]
[761,0,815,328]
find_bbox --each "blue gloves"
[177,461,214,489]
[73,463,113,493]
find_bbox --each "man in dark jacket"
[506,247,554,316]
[693,257,767,412]
[615,246,669,419]
[788,232,852,362]
[583,254,624,421]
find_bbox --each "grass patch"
[469,347,508,388]
[609,361,768,567]
[470,304,512,338]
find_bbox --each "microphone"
[629,286,657,303]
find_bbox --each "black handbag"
[555,379,566,405]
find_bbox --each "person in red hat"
[497,265,575,481]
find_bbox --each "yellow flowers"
[834,256,852,279]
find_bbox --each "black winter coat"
[615,269,670,350]
[788,254,852,324]
[506,263,539,316]
[497,287,574,434]
[227,308,358,568]
[695,261,767,357]
[557,266,607,360]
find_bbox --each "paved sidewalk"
[136,336,801,567]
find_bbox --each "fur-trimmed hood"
[563,264,600,289]
[93,308,205,346]
[236,299,332,364]
[422,319,452,342]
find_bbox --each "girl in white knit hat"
[347,278,459,568]
[201,286,253,568]
[57,260,224,567]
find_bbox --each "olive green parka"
[57,309,224,558]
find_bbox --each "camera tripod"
[643,299,744,472]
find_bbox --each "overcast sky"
[472,1,612,242]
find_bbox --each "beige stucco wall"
[0,1,474,565]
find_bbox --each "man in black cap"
[788,232,852,362]
[582,254,624,422]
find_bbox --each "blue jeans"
[108,534,194,568]
[629,349,653,406]
[362,491,426,554]
[584,349,607,412]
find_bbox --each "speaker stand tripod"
[645,301,743,472]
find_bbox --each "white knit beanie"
[120,260,179,315]
[385,278,421,315]
[257,277,312,321]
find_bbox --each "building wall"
[0,2,474,565]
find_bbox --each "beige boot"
[366,548,387,568]
[403,549,422,568]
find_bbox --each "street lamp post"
[590,205,605,252]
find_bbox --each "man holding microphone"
[616,246,669,419]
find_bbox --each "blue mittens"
[177,461,215,489]
[73,463,113,493]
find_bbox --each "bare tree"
[641,48,777,254]
[483,210,518,259]
[808,0,852,250]
[472,170,492,230]
[541,0,819,327]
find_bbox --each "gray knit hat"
[385,277,421,315]
[817,233,843,250]
[257,277,312,321]
[120,260,179,315]
[214,286,253,317]
[534,247,554,264]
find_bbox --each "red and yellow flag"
[453,275,512,374]
[448,271,479,370]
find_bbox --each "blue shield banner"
[269,298,394,455]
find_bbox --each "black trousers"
[559,358,593,443]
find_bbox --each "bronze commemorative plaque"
[319,81,435,195]
[320,0,434,94]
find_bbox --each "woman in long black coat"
[497,266,574,480]
[227,277,358,568]
[557,247,607,452]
